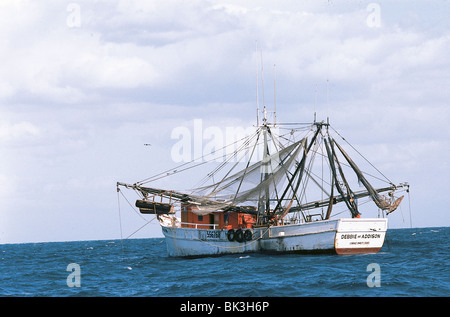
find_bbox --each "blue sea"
[1,227,448,299]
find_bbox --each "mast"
[258,109,270,222]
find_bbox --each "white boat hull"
[334,218,388,255]
[160,217,388,257]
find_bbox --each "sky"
[1,0,449,244]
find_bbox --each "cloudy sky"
[1,0,449,244]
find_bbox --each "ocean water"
[1,227,448,298]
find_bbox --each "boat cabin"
[181,203,256,230]
[136,198,257,230]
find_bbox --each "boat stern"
[334,218,388,255]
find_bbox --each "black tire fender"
[244,229,253,241]
[227,229,235,242]
[235,229,244,243]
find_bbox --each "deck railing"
[180,222,219,229]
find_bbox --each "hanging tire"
[227,229,235,242]
[235,229,244,243]
[244,229,253,241]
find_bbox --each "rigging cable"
[407,186,413,228]
[117,186,157,240]
[117,186,124,259]
[124,218,156,240]
[196,128,261,191]
[137,128,263,185]
[330,125,393,185]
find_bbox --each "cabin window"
[198,215,203,221]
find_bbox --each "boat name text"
[340,233,381,239]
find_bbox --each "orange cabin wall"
[181,204,256,229]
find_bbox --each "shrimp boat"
[117,109,409,257]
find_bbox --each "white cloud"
[1,1,448,106]
[0,121,40,142]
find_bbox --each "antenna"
[255,41,259,127]
[273,64,277,126]
[326,78,329,110]
[260,50,266,124]
[314,84,317,123]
